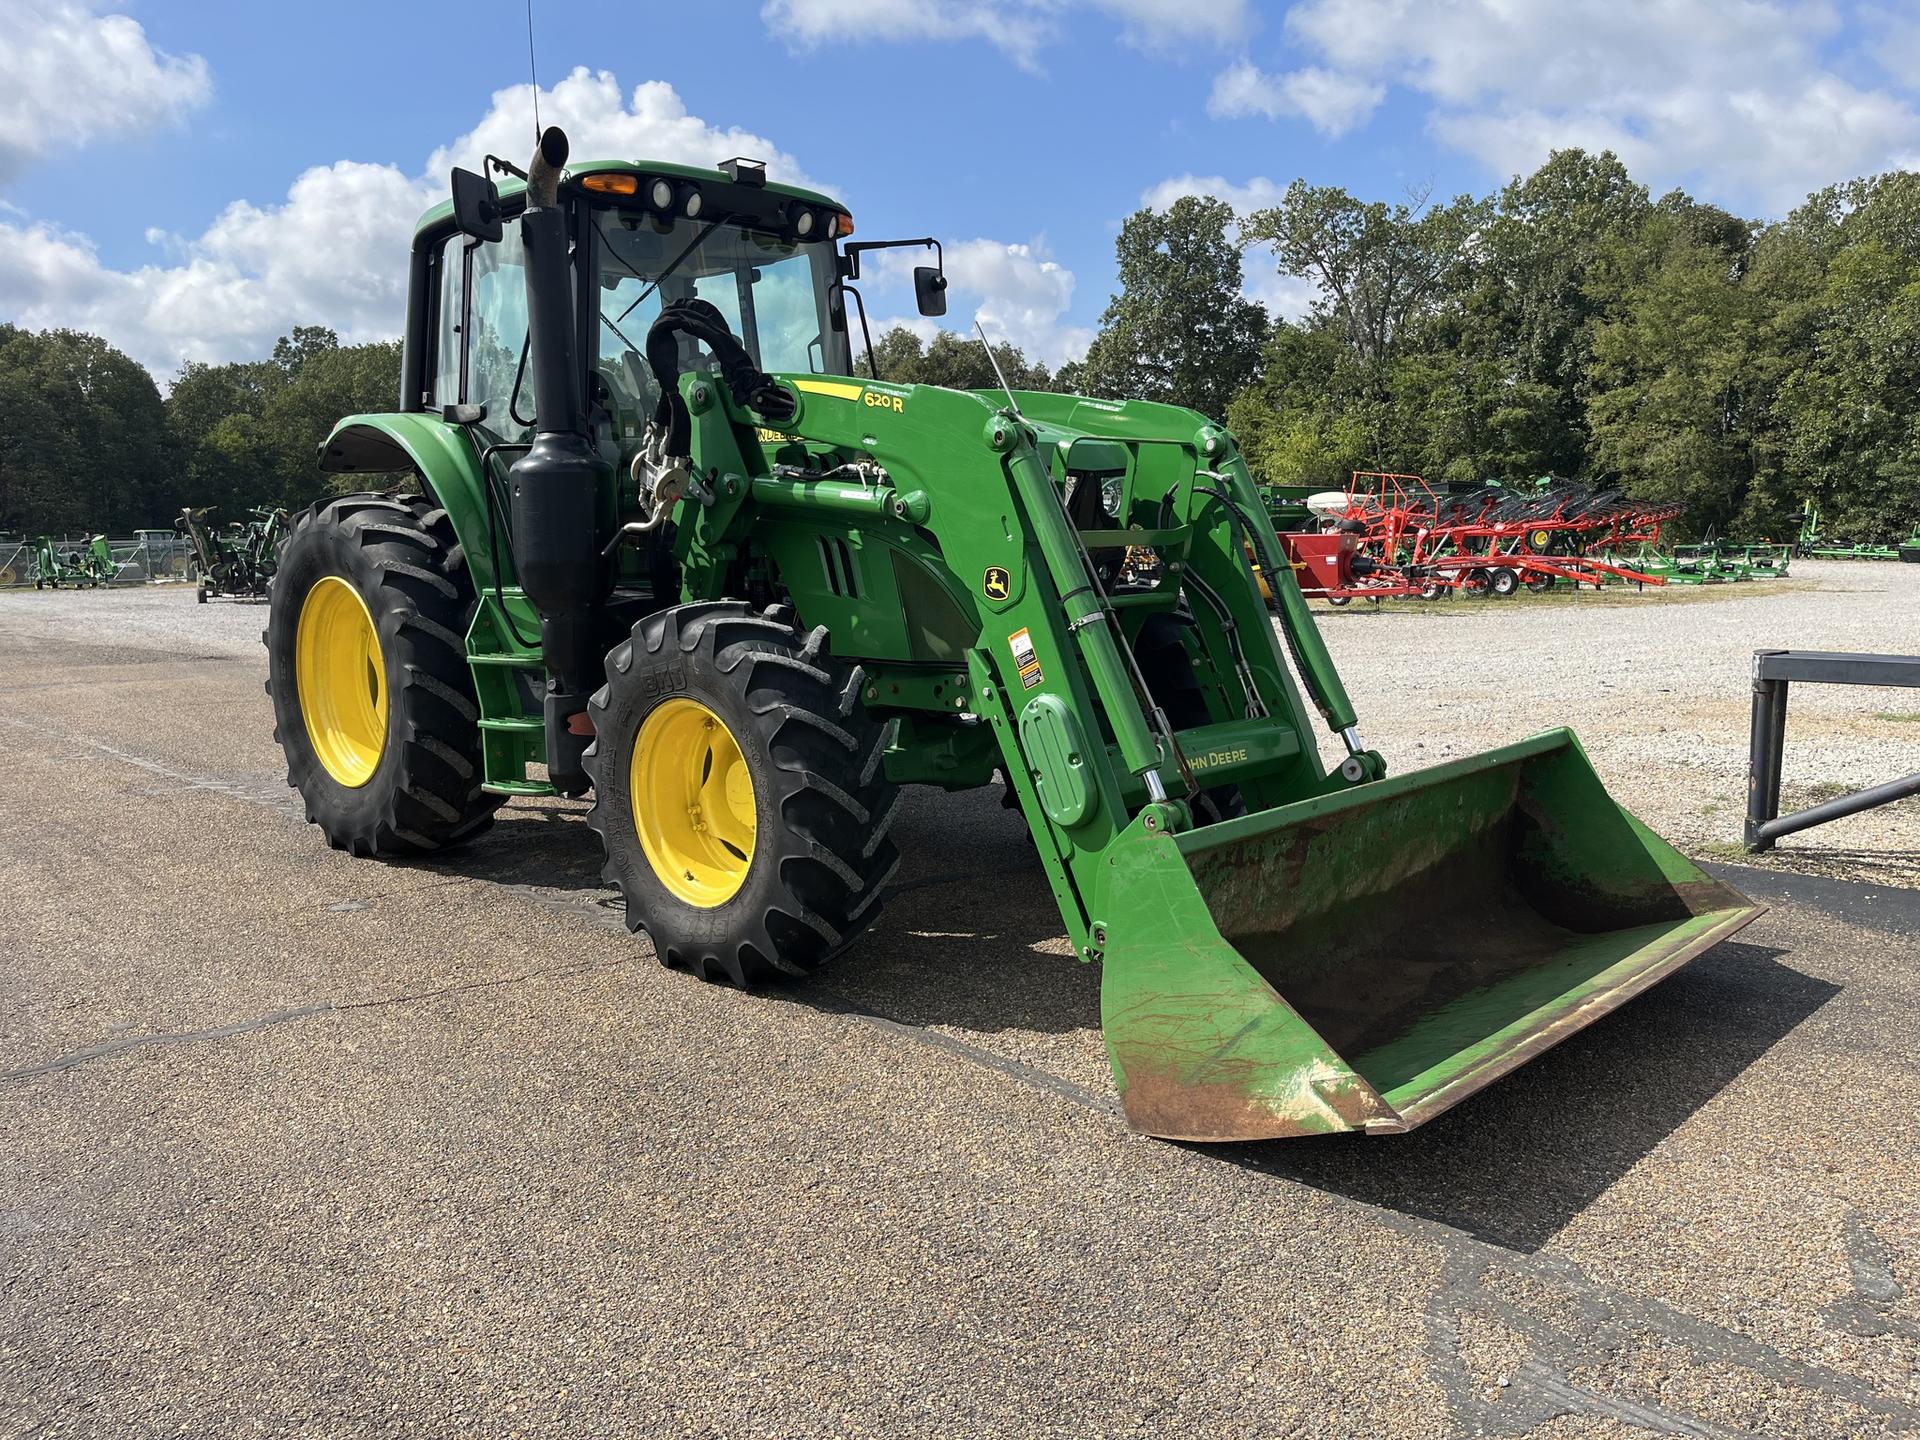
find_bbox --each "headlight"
[683,188,703,219]
[650,178,675,211]
[790,203,817,239]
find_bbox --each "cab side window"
[428,229,532,441]
[429,236,463,409]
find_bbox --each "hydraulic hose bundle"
[644,298,797,460]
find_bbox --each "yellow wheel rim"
[295,575,388,788]
[630,698,757,908]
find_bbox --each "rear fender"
[318,412,501,592]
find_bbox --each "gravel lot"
[1312,558,1920,885]
[1,565,1916,1438]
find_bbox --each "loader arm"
[673,372,1372,961]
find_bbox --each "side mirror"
[451,167,503,243]
[914,264,948,317]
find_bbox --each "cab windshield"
[593,207,849,431]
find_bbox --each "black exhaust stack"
[507,127,609,796]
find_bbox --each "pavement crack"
[1408,1235,1920,1437]
[806,987,1121,1119]
[331,958,630,1014]
[0,716,299,818]
[3,962,630,1085]
[0,1006,334,1082]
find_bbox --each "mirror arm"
[841,236,941,282]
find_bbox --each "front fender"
[318,412,502,592]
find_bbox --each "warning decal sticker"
[1009,627,1044,690]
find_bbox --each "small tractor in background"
[1795,501,1920,561]
[176,506,286,602]
[30,534,115,589]
[261,128,1759,1142]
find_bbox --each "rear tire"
[584,601,901,987]
[1490,567,1520,597]
[264,492,501,856]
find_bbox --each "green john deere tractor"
[265,129,1759,1142]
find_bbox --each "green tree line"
[5,146,1916,543]
[0,324,397,536]
[1066,151,1920,543]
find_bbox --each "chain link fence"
[0,531,197,588]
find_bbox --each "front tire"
[264,492,501,856]
[584,601,901,987]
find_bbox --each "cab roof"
[412,158,845,239]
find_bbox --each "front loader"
[266,129,1759,1142]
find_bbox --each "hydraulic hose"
[645,298,797,459]
[1194,482,1358,736]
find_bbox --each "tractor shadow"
[793,785,1098,1036]
[400,783,1095,1035]
[402,800,616,898]
[1217,940,1837,1253]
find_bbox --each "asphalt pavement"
[2,585,1916,1438]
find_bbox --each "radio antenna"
[525,0,543,140]
[974,319,1023,420]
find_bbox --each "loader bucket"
[1099,730,1761,1141]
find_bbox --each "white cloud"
[425,70,813,188]
[761,0,1249,68]
[761,0,1054,68]
[1140,173,1287,215]
[2,60,1111,381]
[0,0,211,185]
[948,237,1091,366]
[1207,59,1383,136]
[1861,4,1920,90]
[1239,0,1920,214]
[861,311,945,348]
[1096,0,1252,48]
[1241,266,1318,323]
[863,235,1092,366]
[0,69,817,378]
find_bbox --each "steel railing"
[1745,649,1920,852]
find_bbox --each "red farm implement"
[1272,474,1683,602]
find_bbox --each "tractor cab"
[405,153,940,483]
